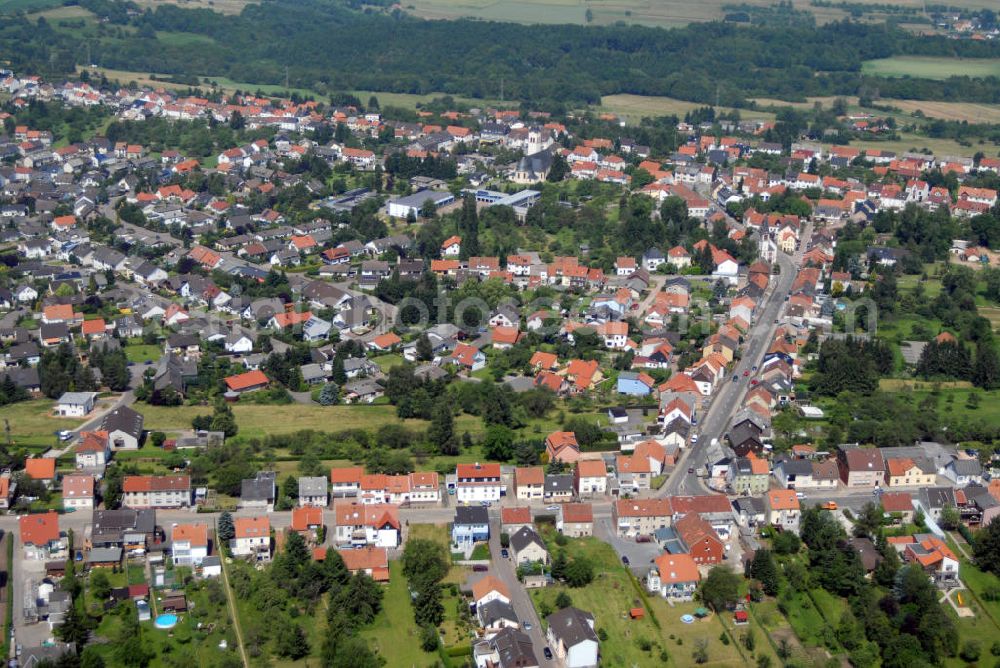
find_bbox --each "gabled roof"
[172,523,208,547]
[20,511,60,546]
[472,574,510,603]
[24,458,56,480]
[654,552,700,584]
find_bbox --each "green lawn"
[361,561,439,667]
[530,536,746,667]
[371,353,405,372]
[2,399,85,450]
[886,387,1000,429]
[124,344,162,364]
[862,56,1000,80]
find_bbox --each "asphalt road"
[660,237,806,497]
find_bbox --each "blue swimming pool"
[154,613,178,629]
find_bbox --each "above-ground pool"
[680,614,695,624]
[154,614,178,629]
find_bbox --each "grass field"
[863,56,1000,80]
[530,536,753,667]
[600,94,774,122]
[753,95,1000,125]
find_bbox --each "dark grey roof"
[509,526,545,554]
[949,458,982,475]
[241,471,276,501]
[100,405,144,439]
[490,627,538,667]
[544,474,574,494]
[455,505,489,526]
[546,606,598,647]
[776,458,812,476]
[478,598,519,627]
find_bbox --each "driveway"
[487,514,555,667]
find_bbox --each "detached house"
[766,489,801,534]
[20,511,66,560]
[230,516,271,561]
[546,607,599,668]
[452,505,490,552]
[545,431,581,464]
[171,523,209,567]
[647,552,700,601]
[509,526,548,565]
[334,503,400,548]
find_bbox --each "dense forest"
[3,0,1000,108]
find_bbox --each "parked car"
[621,555,630,564]
[544,647,553,660]
[821,501,838,510]
[524,622,532,630]
[472,564,488,572]
[501,548,509,559]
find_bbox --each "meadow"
[862,56,1000,80]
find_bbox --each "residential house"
[455,462,503,504]
[546,607,599,668]
[291,506,324,541]
[171,523,209,567]
[728,454,769,496]
[545,431,581,464]
[881,492,915,524]
[944,458,983,486]
[239,471,277,512]
[500,506,533,535]
[61,474,94,511]
[646,553,701,601]
[509,526,548,565]
[330,466,364,498]
[298,476,329,507]
[838,446,886,488]
[674,512,724,565]
[100,405,144,450]
[613,499,673,538]
[574,460,607,497]
[223,370,270,394]
[885,458,936,488]
[25,457,57,488]
[230,516,271,561]
[544,474,574,503]
[452,506,490,551]
[766,489,801,534]
[20,511,66,560]
[338,546,390,582]
[557,503,594,538]
[514,466,544,500]
[55,391,97,417]
[334,503,400,548]
[122,475,191,509]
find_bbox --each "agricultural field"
[862,56,1000,80]
[404,0,855,27]
[131,0,255,14]
[754,95,1000,125]
[0,0,62,13]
